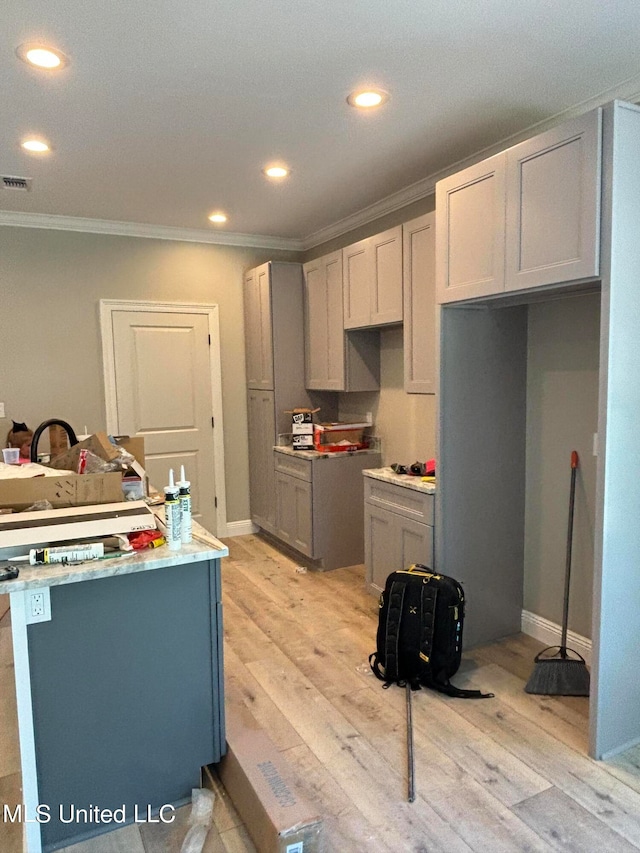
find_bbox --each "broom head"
[525,645,590,696]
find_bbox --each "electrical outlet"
[25,587,51,624]
[365,411,373,425]
[0,402,5,419]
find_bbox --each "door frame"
[99,299,227,536]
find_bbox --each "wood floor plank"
[138,803,227,853]
[0,772,23,853]
[222,594,279,665]
[453,668,640,848]
[59,824,146,853]
[283,742,397,853]
[512,786,639,852]
[245,654,474,852]
[603,745,640,795]
[0,625,21,778]
[223,647,303,751]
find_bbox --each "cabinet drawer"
[274,453,312,482]
[365,478,434,524]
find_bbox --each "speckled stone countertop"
[363,467,436,494]
[0,509,228,592]
[275,445,380,461]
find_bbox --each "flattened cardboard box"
[215,702,323,853]
[0,472,123,511]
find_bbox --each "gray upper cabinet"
[436,109,602,304]
[436,153,506,303]
[403,212,436,394]
[304,252,380,392]
[244,263,274,389]
[343,226,403,328]
[303,251,345,391]
[505,110,601,291]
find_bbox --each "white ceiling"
[3,0,640,250]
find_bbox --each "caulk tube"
[164,468,182,550]
[28,543,105,565]
[177,465,192,544]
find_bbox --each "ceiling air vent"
[2,175,32,191]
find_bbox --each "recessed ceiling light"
[263,165,289,179]
[21,138,50,153]
[347,89,389,109]
[16,43,69,69]
[208,212,227,224]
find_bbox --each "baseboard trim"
[223,519,258,538]
[521,609,592,666]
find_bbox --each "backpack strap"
[370,579,406,685]
[419,576,494,700]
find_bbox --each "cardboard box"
[47,432,120,472]
[0,472,124,512]
[114,435,146,467]
[292,434,314,451]
[216,702,323,853]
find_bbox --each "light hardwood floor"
[2,534,640,852]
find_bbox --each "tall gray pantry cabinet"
[435,100,640,760]
[244,262,317,535]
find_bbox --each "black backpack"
[369,564,494,699]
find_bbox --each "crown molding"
[0,210,304,252]
[301,79,640,250]
[2,78,640,255]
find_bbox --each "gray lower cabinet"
[275,470,313,555]
[274,450,381,570]
[364,476,434,593]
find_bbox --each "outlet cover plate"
[25,586,51,624]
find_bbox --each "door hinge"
[214,497,218,508]
[211,416,215,428]
[208,334,211,345]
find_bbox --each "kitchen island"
[2,525,228,853]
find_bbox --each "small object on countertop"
[128,529,166,550]
[9,543,105,565]
[177,465,193,544]
[163,468,182,551]
[0,564,19,581]
[421,476,436,483]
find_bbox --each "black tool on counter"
[0,565,20,581]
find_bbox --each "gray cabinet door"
[505,109,601,292]
[247,390,276,533]
[365,504,433,592]
[370,226,403,325]
[343,239,371,329]
[436,152,506,303]
[244,263,274,389]
[403,212,436,393]
[365,504,400,591]
[275,471,313,557]
[303,251,345,390]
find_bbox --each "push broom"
[525,450,590,697]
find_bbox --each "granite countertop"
[275,445,380,461]
[0,509,228,592]
[363,467,436,494]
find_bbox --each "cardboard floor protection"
[212,698,323,853]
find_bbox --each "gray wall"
[524,292,600,638]
[0,226,299,523]
[337,326,437,466]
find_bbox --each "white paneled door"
[101,302,225,535]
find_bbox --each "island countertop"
[0,510,228,592]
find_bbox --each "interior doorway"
[100,300,226,536]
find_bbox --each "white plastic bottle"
[177,465,192,544]
[28,543,105,565]
[164,468,182,551]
